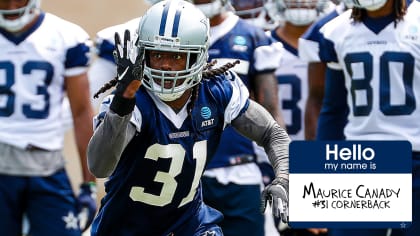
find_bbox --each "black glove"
[77,182,97,232]
[261,177,289,223]
[110,29,144,116]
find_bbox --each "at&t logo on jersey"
[231,35,248,52]
[200,106,215,128]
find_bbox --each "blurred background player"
[230,0,280,30]
[189,1,285,235]
[317,0,419,235]
[263,0,330,235]
[0,0,97,235]
[298,0,353,140]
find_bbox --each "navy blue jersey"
[91,72,250,235]
[206,14,283,169]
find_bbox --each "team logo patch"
[195,105,218,131]
[233,36,246,45]
[402,25,419,41]
[201,107,212,119]
[62,211,79,230]
[232,36,248,52]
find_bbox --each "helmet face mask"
[231,0,278,29]
[267,0,329,26]
[137,0,209,102]
[351,0,387,11]
[192,0,229,18]
[0,0,41,32]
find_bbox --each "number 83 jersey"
[318,8,420,151]
[0,12,91,150]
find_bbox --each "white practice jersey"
[298,2,347,62]
[0,12,91,150]
[268,31,308,140]
[319,8,420,151]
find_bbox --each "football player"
[318,0,419,235]
[87,0,290,235]
[264,0,330,235]
[0,0,96,235]
[297,0,353,140]
[190,0,285,235]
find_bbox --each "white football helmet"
[265,0,330,26]
[351,0,387,10]
[231,0,279,30]
[0,0,41,32]
[137,0,210,102]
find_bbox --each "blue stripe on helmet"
[159,1,171,36]
[171,4,182,37]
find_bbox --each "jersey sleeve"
[222,71,250,124]
[299,11,338,62]
[253,40,284,72]
[55,16,92,77]
[318,27,339,64]
[253,29,284,73]
[94,94,143,132]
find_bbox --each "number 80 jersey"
[0,12,91,150]
[318,8,420,151]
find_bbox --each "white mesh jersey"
[0,12,91,150]
[268,31,308,140]
[319,8,420,151]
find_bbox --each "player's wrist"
[273,177,289,191]
[80,182,97,193]
[110,94,136,117]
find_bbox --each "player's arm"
[87,105,137,178]
[304,62,326,140]
[316,66,348,140]
[253,72,286,128]
[231,100,290,221]
[88,30,142,178]
[231,100,290,180]
[65,72,96,182]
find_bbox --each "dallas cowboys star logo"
[62,211,79,230]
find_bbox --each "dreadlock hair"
[93,59,240,116]
[186,59,240,116]
[186,59,240,141]
[351,0,406,27]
